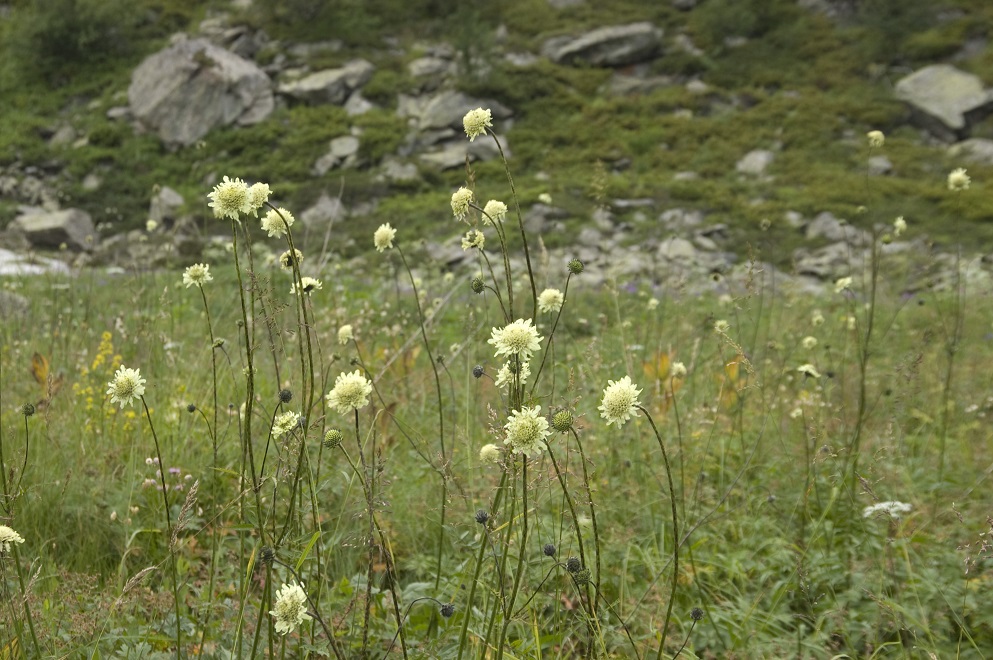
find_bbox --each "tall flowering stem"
[230,222,265,540]
[456,470,508,660]
[339,420,407,658]
[569,427,602,604]
[397,245,449,586]
[545,443,597,627]
[140,396,183,656]
[490,133,538,320]
[636,404,679,659]
[528,272,572,396]
[496,458,529,658]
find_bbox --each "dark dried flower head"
[551,410,573,433]
[566,556,582,574]
[260,546,275,566]
[21,403,36,417]
[475,510,489,525]
[691,607,704,621]
[323,428,344,449]
[186,403,196,413]
[543,543,556,557]
[568,258,584,275]
[440,602,455,618]
[472,365,484,379]
[471,277,485,294]
[279,389,293,403]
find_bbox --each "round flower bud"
[471,277,485,294]
[551,410,573,433]
[212,338,225,348]
[186,403,197,414]
[691,607,705,621]
[574,568,591,585]
[279,389,293,403]
[475,510,489,525]
[440,602,456,618]
[568,258,584,275]
[543,543,556,557]
[472,365,484,379]
[323,428,344,449]
[566,556,582,574]
[20,403,35,417]
[260,546,276,566]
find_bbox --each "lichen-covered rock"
[128,37,274,147]
[278,59,375,104]
[10,209,96,251]
[542,22,663,67]
[895,65,993,141]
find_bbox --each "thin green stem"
[397,245,449,587]
[140,396,182,656]
[636,405,679,660]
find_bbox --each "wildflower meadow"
[1,114,992,659]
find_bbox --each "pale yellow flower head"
[537,288,564,314]
[893,216,906,237]
[272,411,302,438]
[208,176,251,220]
[671,361,687,378]
[479,443,501,464]
[599,376,642,427]
[866,130,884,148]
[461,229,485,251]
[503,405,550,457]
[107,365,146,408]
[0,525,24,553]
[801,336,818,350]
[183,263,212,288]
[488,318,543,360]
[834,276,853,294]
[451,187,474,221]
[797,363,821,378]
[647,297,660,311]
[494,359,531,390]
[261,207,295,238]
[279,249,304,270]
[482,200,507,225]
[326,370,373,414]
[290,277,322,295]
[374,223,396,252]
[270,581,312,635]
[948,167,970,191]
[247,182,272,217]
[463,107,493,142]
[338,324,354,345]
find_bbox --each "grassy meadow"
[0,122,992,659]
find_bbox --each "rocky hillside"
[0,0,992,288]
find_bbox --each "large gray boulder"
[128,37,274,147]
[543,22,663,67]
[278,59,375,104]
[10,209,96,251]
[895,65,993,141]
